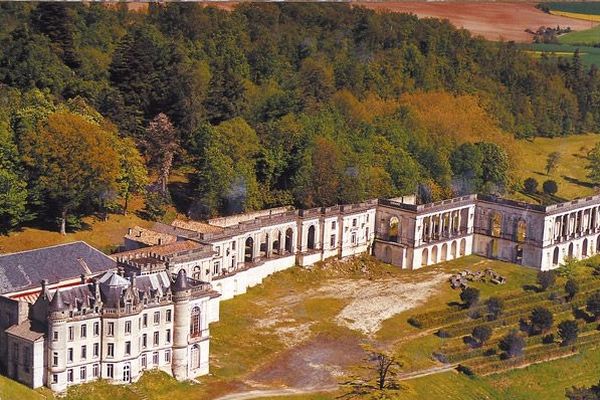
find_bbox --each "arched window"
[389,217,399,242]
[191,345,200,369]
[190,306,201,338]
[490,212,502,237]
[307,225,316,250]
[193,266,201,281]
[516,220,527,243]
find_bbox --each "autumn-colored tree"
[19,111,120,234]
[115,137,148,213]
[311,136,343,207]
[145,113,179,194]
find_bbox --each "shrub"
[407,317,423,328]
[523,177,538,194]
[558,320,579,346]
[543,180,558,195]
[566,279,579,301]
[499,331,525,358]
[537,270,556,291]
[461,287,480,308]
[530,307,554,335]
[486,297,504,320]
[457,364,474,376]
[587,291,600,321]
[472,325,492,346]
[542,333,555,344]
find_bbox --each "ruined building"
[2,194,600,391]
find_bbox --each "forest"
[0,2,598,234]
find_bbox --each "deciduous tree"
[19,111,120,234]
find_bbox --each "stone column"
[266,233,273,258]
[457,210,462,235]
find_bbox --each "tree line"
[0,3,598,233]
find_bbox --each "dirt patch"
[358,2,598,43]
[313,272,450,335]
[248,334,364,389]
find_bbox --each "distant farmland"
[358,2,598,42]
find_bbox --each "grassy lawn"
[559,24,600,46]
[3,255,600,400]
[521,43,600,67]
[0,196,154,254]
[0,375,46,400]
[512,133,599,201]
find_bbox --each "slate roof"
[0,241,116,295]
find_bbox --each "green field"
[559,24,600,46]
[522,43,600,66]
[544,2,600,16]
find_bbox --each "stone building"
[4,193,600,392]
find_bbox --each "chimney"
[41,280,48,298]
[127,227,132,236]
[158,238,163,245]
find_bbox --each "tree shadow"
[463,335,479,348]
[563,175,595,189]
[522,284,540,293]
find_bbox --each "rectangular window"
[93,322,99,336]
[366,227,369,240]
[80,324,87,338]
[330,234,336,248]
[166,309,172,322]
[80,366,86,381]
[141,354,147,369]
[67,348,73,363]
[165,350,171,363]
[52,374,58,384]
[216,245,221,256]
[125,320,131,334]
[107,322,114,336]
[331,221,336,230]
[152,352,159,365]
[142,334,147,349]
[166,329,171,343]
[143,313,148,327]
[93,343,99,358]
[68,326,74,341]
[92,364,99,378]
[52,352,59,367]
[213,261,220,275]
[366,214,370,222]
[125,341,131,356]
[106,364,114,378]
[351,232,357,245]
[153,311,160,325]
[352,218,357,227]
[153,331,159,346]
[53,330,59,341]
[81,345,87,360]
[67,369,73,383]
[107,343,114,358]
[231,240,236,250]
[12,343,18,361]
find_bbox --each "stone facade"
[5,194,600,392]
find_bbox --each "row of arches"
[421,239,467,267]
[552,235,600,265]
[244,228,296,263]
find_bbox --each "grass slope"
[0,375,45,400]
[512,133,598,201]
